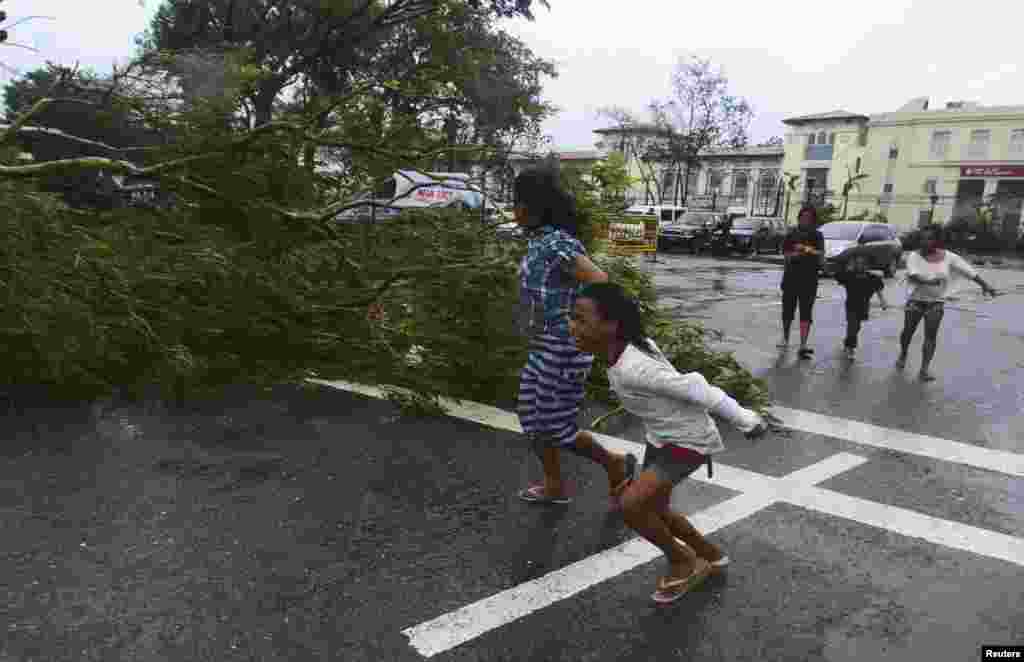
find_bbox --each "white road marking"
[400,459,850,660]
[772,405,1024,479]
[400,489,770,659]
[312,379,1024,480]
[314,380,1024,658]
[400,444,1024,658]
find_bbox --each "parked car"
[819,221,903,277]
[660,210,722,253]
[727,217,785,255]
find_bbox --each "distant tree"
[839,165,869,219]
[782,171,799,226]
[589,151,634,203]
[646,55,753,206]
[595,106,665,204]
[757,136,783,147]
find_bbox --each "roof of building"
[782,110,870,125]
[778,110,868,126]
[700,145,785,158]
[869,101,1024,124]
[509,149,601,161]
[593,123,665,135]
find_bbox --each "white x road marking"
[311,380,1024,659]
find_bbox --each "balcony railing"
[804,145,834,161]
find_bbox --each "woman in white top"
[570,282,767,604]
[897,225,998,381]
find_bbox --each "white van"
[623,204,688,226]
[336,170,484,220]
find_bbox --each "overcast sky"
[4,0,1022,152]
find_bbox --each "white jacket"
[607,340,763,454]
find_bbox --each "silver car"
[819,221,904,278]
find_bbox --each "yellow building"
[782,99,1024,240]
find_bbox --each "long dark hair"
[513,166,578,237]
[577,282,658,357]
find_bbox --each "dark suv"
[660,211,721,253]
[727,218,785,255]
[819,221,904,277]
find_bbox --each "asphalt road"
[1,254,1022,661]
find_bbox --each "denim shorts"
[642,443,706,486]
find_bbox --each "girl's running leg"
[570,430,635,494]
[659,507,725,565]
[897,304,925,367]
[621,473,698,579]
[919,304,945,381]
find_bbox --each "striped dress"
[517,225,593,447]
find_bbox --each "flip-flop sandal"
[518,484,571,505]
[708,555,730,573]
[608,453,638,510]
[651,559,713,604]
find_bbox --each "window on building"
[732,172,749,197]
[855,157,862,173]
[889,145,899,160]
[923,178,938,195]
[662,171,675,195]
[828,133,836,145]
[1009,129,1024,158]
[817,131,827,144]
[967,129,991,160]
[883,183,894,194]
[929,130,951,160]
[808,133,816,145]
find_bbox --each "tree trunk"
[445,114,458,172]
[682,162,691,207]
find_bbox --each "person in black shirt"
[834,255,888,359]
[780,206,825,359]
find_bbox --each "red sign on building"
[960,166,1024,178]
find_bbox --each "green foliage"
[589,152,634,202]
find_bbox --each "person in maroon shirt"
[780,206,825,359]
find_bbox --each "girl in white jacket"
[570,282,768,604]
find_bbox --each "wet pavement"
[1,254,1023,661]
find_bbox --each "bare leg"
[919,306,944,380]
[570,430,630,493]
[660,507,724,563]
[799,320,812,349]
[897,305,924,367]
[538,445,566,498]
[622,474,698,580]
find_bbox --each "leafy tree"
[595,106,665,205]
[757,136,783,147]
[0,2,774,424]
[781,171,799,226]
[645,55,753,207]
[589,151,634,203]
[839,165,869,219]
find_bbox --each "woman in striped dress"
[513,167,636,506]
